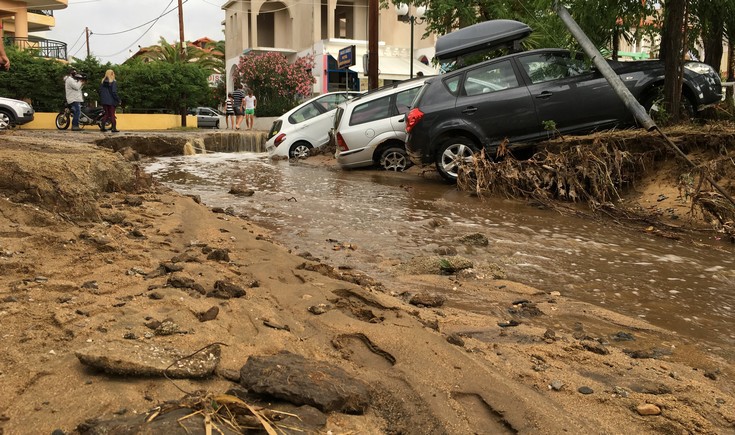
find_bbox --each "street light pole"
[397,3,426,80]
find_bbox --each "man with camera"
[64,69,85,130]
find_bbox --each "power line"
[92,1,185,36]
[95,0,177,58]
[66,29,86,53]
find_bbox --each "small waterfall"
[203,132,268,153]
[183,138,207,155]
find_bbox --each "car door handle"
[536,91,553,100]
[462,106,478,115]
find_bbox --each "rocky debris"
[704,369,720,380]
[161,261,184,272]
[229,184,255,196]
[550,380,565,391]
[409,292,446,308]
[508,300,544,317]
[636,403,662,416]
[75,341,220,378]
[81,281,98,290]
[167,273,205,294]
[196,306,219,322]
[186,194,201,204]
[307,304,331,315]
[581,340,610,355]
[171,252,200,263]
[262,319,290,331]
[403,255,474,275]
[543,329,557,342]
[446,333,465,347]
[578,386,594,395]
[458,232,489,247]
[239,352,370,413]
[117,146,141,162]
[154,320,182,336]
[77,407,238,435]
[434,246,457,256]
[208,280,246,299]
[497,320,521,328]
[629,382,672,395]
[206,248,231,262]
[611,331,635,341]
[623,347,672,359]
[101,211,126,224]
[124,196,144,207]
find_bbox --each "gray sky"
[44,0,225,65]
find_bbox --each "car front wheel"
[379,147,410,171]
[289,142,312,159]
[436,137,479,181]
[0,110,13,130]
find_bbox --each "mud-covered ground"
[0,130,733,434]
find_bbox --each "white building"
[221,0,438,95]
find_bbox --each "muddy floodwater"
[144,152,735,357]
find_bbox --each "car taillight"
[405,108,424,133]
[274,133,286,147]
[336,132,348,152]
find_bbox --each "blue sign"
[338,45,356,69]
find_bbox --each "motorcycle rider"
[64,69,85,131]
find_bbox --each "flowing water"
[144,151,735,357]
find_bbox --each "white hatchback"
[266,91,361,158]
[333,78,427,171]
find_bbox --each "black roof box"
[435,20,532,61]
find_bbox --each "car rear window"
[349,95,392,126]
[288,103,322,124]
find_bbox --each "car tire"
[379,147,411,171]
[289,141,312,159]
[0,110,13,130]
[642,87,695,120]
[436,137,479,182]
[215,120,220,129]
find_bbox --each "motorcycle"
[55,101,112,130]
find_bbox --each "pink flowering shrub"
[235,52,316,116]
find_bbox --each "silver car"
[333,78,426,171]
[190,107,222,129]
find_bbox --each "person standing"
[243,89,257,130]
[64,69,84,131]
[99,69,121,132]
[225,93,235,129]
[0,30,10,70]
[232,84,246,130]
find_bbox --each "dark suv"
[405,22,723,181]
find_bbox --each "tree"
[0,46,67,111]
[234,52,315,116]
[116,60,211,114]
[660,0,689,120]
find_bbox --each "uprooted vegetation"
[458,124,735,240]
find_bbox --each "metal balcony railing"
[3,36,67,61]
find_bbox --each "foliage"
[140,37,223,72]
[0,45,67,111]
[234,52,316,116]
[116,60,211,113]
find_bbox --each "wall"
[22,113,199,130]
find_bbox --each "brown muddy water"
[144,152,735,358]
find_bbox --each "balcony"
[4,37,67,61]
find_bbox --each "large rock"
[76,341,220,378]
[239,352,370,413]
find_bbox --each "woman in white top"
[243,89,257,130]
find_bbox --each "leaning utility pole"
[177,0,187,126]
[85,27,90,58]
[368,0,379,89]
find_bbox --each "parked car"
[0,97,34,130]
[333,78,427,171]
[405,20,723,181]
[189,107,222,129]
[266,91,362,158]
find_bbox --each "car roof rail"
[349,75,433,102]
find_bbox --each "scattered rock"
[77,407,238,434]
[446,333,465,347]
[543,329,557,341]
[403,255,474,275]
[611,331,635,341]
[636,403,662,416]
[307,304,331,315]
[196,306,219,322]
[229,184,255,196]
[186,194,201,204]
[161,261,185,272]
[409,292,446,308]
[209,280,246,299]
[239,352,369,413]
[497,320,521,328]
[81,281,98,290]
[262,319,290,331]
[101,212,126,224]
[623,348,672,359]
[75,341,220,378]
[148,292,164,300]
[206,249,231,262]
[578,386,594,395]
[168,273,196,289]
[124,196,144,207]
[458,232,489,247]
[154,320,181,336]
[550,380,565,391]
[629,382,672,395]
[434,246,457,256]
[704,369,720,381]
[508,301,544,317]
[581,340,610,355]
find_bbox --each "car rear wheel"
[0,110,13,130]
[289,142,312,159]
[379,147,410,171]
[436,137,478,182]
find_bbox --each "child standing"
[225,93,235,129]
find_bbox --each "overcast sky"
[44,0,225,65]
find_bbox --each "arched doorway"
[257,2,292,49]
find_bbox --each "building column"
[13,5,27,39]
[327,0,336,39]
